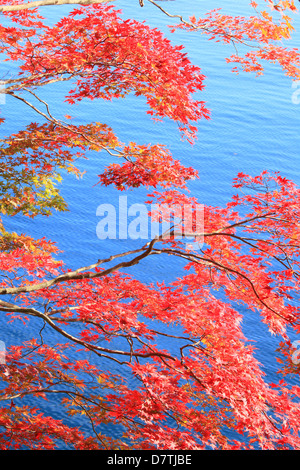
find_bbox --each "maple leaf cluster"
[0,0,299,451]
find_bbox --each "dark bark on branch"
[0,238,158,296]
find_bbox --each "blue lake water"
[1,0,300,447]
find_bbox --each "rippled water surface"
[1,0,300,445]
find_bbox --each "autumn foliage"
[0,0,299,450]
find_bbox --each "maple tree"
[0,0,299,450]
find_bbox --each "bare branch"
[0,237,158,296]
[0,0,113,13]
[0,299,175,364]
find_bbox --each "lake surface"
[1,0,300,446]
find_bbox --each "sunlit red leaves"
[1,3,209,142]
[264,1,298,13]
[0,342,110,449]
[0,0,46,28]
[0,173,298,447]
[147,172,300,337]
[0,112,300,449]
[0,244,63,290]
[0,405,92,450]
[171,3,300,80]
[1,121,198,220]
[99,143,198,190]
[0,0,300,450]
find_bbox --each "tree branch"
[0,0,113,13]
[151,246,295,324]
[0,237,158,296]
